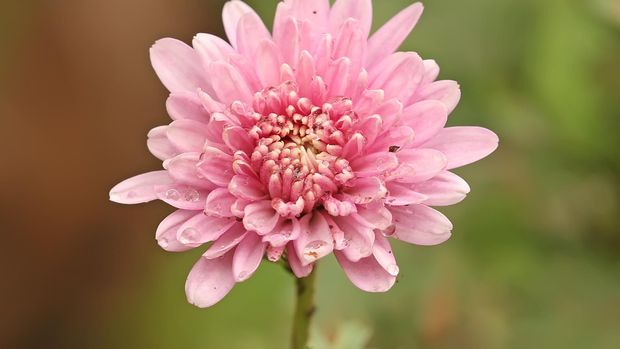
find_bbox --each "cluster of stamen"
[239,82,358,216]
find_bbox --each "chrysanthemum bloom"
[110,0,498,308]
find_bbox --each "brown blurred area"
[0,1,225,347]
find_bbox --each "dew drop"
[179,228,199,244]
[158,238,169,248]
[238,271,249,280]
[165,189,181,201]
[126,190,137,199]
[184,189,200,202]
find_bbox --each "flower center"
[243,82,357,216]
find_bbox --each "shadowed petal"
[287,242,314,278]
[335,251,396,292]
[233,232,267,281]
[243,200,280,234]
[156,210,199,252]
[185,251,236,308]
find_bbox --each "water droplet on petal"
[179,228,199,244]
[165,189,181,201]
[184,189,200,202]
[126,191,137,199]
[238,271,249,280]
[158,238,169,248]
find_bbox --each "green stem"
[291,267,317,349]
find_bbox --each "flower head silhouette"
[110,0,498,307]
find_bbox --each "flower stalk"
[291,267,317,349]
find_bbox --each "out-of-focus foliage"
[2,0,619,348]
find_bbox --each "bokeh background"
[1,0,619,348]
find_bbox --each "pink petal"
[166,119,209,153]
[332,215,375,262]
[422,127,499,170]
[294,212,334,266]
[332,18,366,81]
[369,52,424,102]
[296,50,315,96]
[368,126,414,154]
[204,223,248,259]
[402,100,448,146]
[185,252,235,308]
[109,171,173,204]
[204,188,236,217]
[390,148,447,183]
[385,182,428,206]
[287,242,314,278]
[155,209,198,252]
[177,213,236,247]
[147,126,178,161]
[228,175,267,201]
[355,89,384,115]
[274,0,329,47]
[232,232,267,282]
[390,205,452,246]
[313,34,333,78]
[422,59,440,84]
[223,126,254,154]
[366,2,424,66]
[335,251,396,292]
[262,217,301,247]
[208,61,254,104]
[256,40,282,87]
[330,0,373,38]
[197,89,226,114]
[323,195,357,216]
[273,17,301,68]
[163,152,217,189]
[231,199,251,218]
[150,38,209,94]
[166,92,210,121]
[355,204,392,230]
[196,147,234,187]
[344,177,387,204]
[235,11,271,58]
[243,200,280,235]
[325,57,352,97]
[371,98,403,131]
[372,232,399,276]
[411,80,461,114]
[350,152,399,178]
[155,185,208,210]
[341,132,366,159]
[413,171,471,206]
[222,0,255,47]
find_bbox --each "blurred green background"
[1,0,619,348]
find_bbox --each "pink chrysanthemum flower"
[110,0,498,307]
